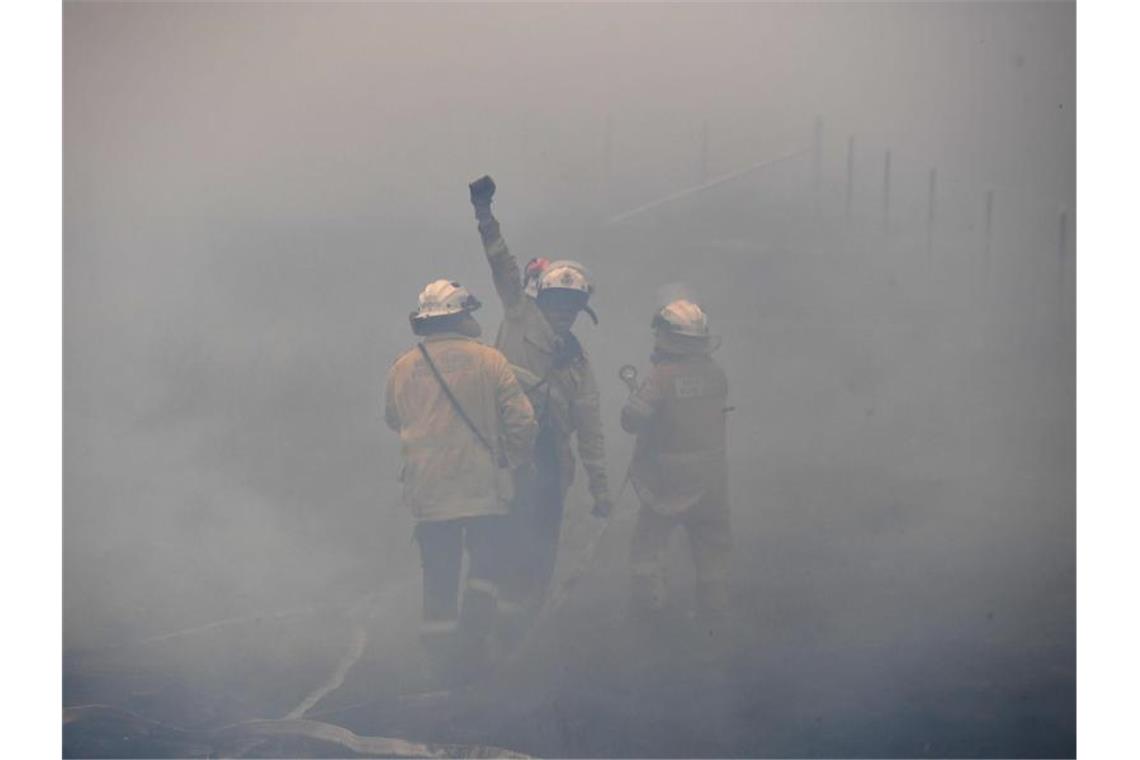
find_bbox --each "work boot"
[631,570,667,615]
[696,579,730,617]
[693,582,736,666]
[493,597,535,653]
[451,631,492,684]
[461,579,498,641]
[419,620,463,686]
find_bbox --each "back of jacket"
[621,353,728,515]
[385,334,537,522]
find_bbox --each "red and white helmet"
[524,257,551,298]
[411,279,482,321]
[652,299,709,337]
[537,260,594,298]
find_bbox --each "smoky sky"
[64,3,1073,755]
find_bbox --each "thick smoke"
[64,3,1074,757]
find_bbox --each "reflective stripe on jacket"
[621,353,728,515]
[385,333,537,522]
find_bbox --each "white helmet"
[411,279,482,321]
[653,299,709,337]
[537,260,594,297]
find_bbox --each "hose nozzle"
[619,364,639,393]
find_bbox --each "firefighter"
[468,175,612,614]
[621,299,732,620]
[385,279,537,678]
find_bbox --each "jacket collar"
[422,331,478,343]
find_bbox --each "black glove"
[469,175,496,220]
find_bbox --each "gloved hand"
[591,496,614,519]
[468,175,496,221]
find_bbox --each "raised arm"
[469,175,524,310]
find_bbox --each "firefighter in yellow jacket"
[385,279,537,674]
[468,175,611,612]
[621,300,732,618]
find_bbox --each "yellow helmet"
[411,279,482,321]
[652,299,709,337]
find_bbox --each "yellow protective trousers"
[630,490,732,615]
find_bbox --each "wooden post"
[927,168,938,257]
[1058,209,1069,310]
[603,112,613,185]
[882,150,892,234]
[699,120,709,185]
[845,135,855,221]
[602,112,614,210]
[813,116,822,212]
[984,189,994,266]
[1058,209,1068,265]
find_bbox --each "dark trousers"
[502,424,565,609]
[415,516,508,642]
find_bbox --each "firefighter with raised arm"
[468,175,612,617]
[621,300,733,622]
[385,279,537,680]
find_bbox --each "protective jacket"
[478,217,609,503]
[621,351,728,515]
[385,332,537,522]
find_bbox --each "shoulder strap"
[553,332,584,370]
[417,342,503,464]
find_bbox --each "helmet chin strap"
[583,304,599,325]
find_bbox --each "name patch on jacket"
[673,375,707,399]
[413,353,476,377]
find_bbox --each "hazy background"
[64,2,1074,756]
